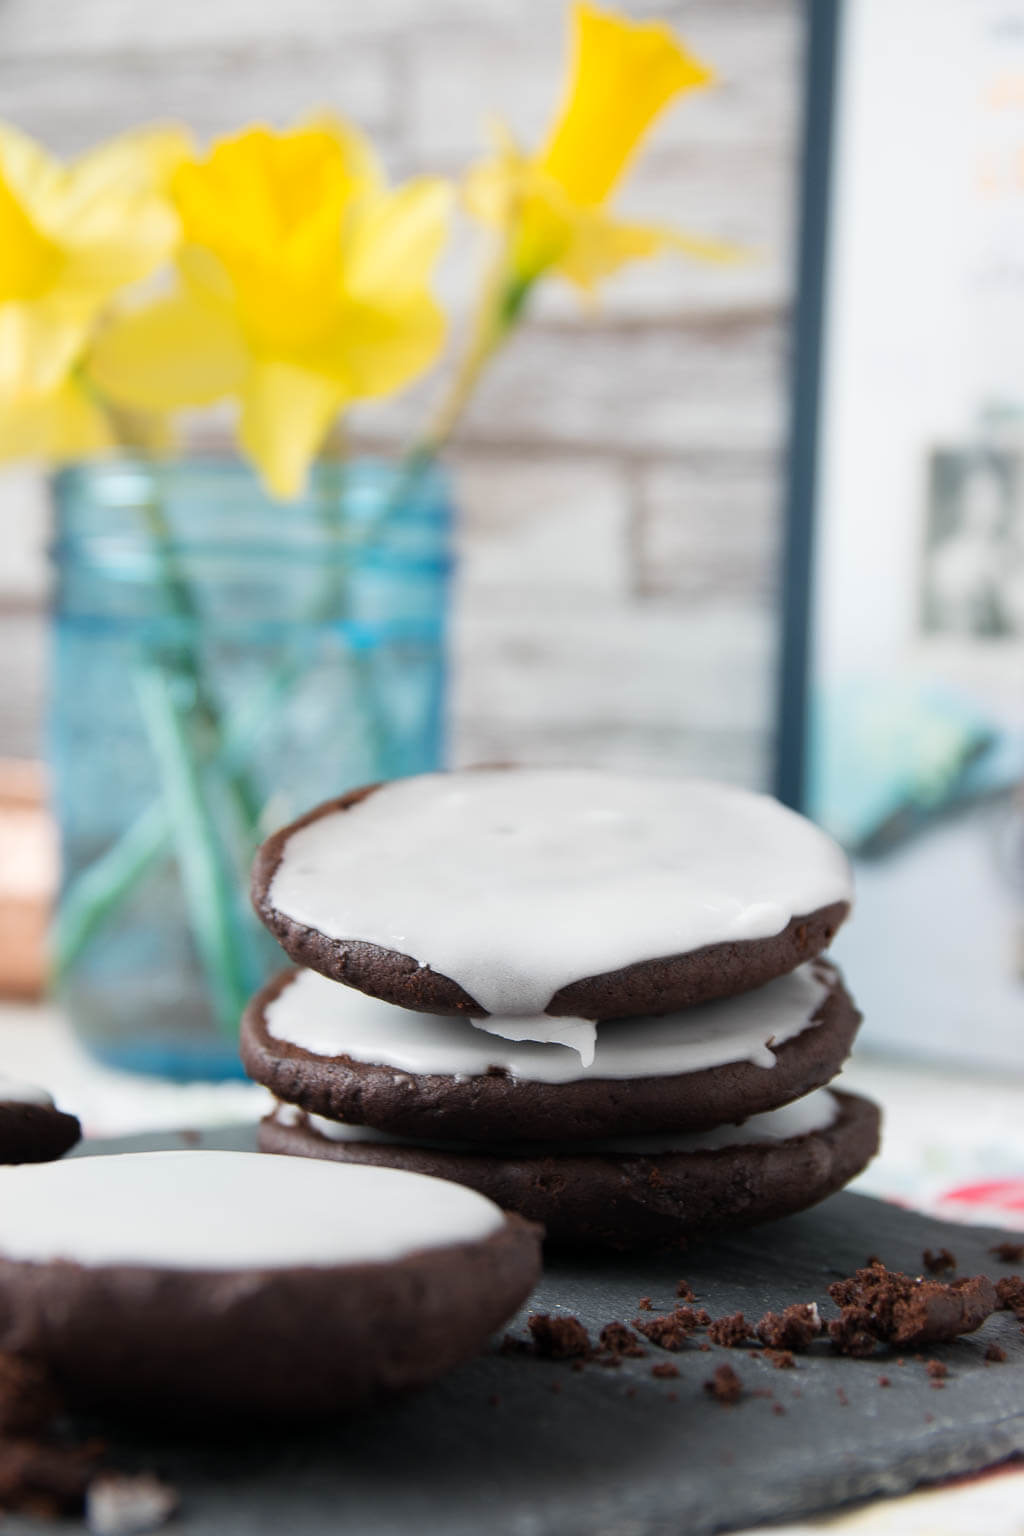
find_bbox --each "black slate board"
[9,1123,1024,1535]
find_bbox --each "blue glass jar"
[49,457,451,1080]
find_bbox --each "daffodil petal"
[323,292,447,399]
[89,291,246,412]
[539,3,713,206]
[0,302,91,395]
[345,178,452,304]
[238,361,344,501]
[559,211,747,290]
[0,375,111,463]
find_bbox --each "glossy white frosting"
[0,1072,54,1108]
[268,769,851,1017]
[264,962,833,1085]
[0,1151,505,1269]
[274,1086,841,1156]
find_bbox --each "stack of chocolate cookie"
[243,768,880,1248]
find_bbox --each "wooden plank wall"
[0,0,802,785]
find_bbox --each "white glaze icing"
[471,1014,597,1067]
[264,962,832,1085]
[277,1086,840,1156]
[268,769,852,1017]
[0,1151,504,1269]
[0,1072,53,1108]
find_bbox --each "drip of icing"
[471,1014,597,1067]
[0,1072,53,1108]
[268,769,852,1017]
[0,1151,504,1269]
[280,1087,840,1156]
[264,962,832,1085]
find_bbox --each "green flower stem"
[50,802,170,983]
[135,664,254,1037]
[138,489,264,832]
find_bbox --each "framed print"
[780,0,1024,1066]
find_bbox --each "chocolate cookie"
[0,1152,540,1416]
[260,1088,881,1250]
[251,769,851,1021]
[0,1076,80,1165]
[241,960,860,1143]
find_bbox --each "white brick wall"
[0,0,802,784]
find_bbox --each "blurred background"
[0,0,792,784]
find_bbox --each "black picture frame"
[775,0,844,810]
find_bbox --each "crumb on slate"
[877,1376,891,1388]
[836,1387,849,1406]
[707,1313,754,1348]
[828,1262,997,1354]
[772,1402,786,1416]
[0,1355,61,1437]
[637,1297,653,1311]
[757,1303,822,1352]
[995,1276,1024,1318]
[633,1307,707,1352]
[527,1314,591,1361]
[990,1243,1024,1264]
[704,1364,743,1405]
[676,1281,696,1302]
[0,1440,105,1520]
[986,1343,1008,1363]
[764,1349,795,1370]
[922,1248,956,1275]
[498,1333,532,1357]
[925,1359,948,1381]
[651,1363,679,1380]
[598,1322,645,1360]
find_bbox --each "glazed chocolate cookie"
[251,769,851,1021]
[0,1151,540,1416]
[241,959,860,1143]
[260,1088,881,1251]
[0,1074,80,1164]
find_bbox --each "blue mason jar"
[49,457,451,1080]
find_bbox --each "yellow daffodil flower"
[467,3,733,302]
[0,122,189,462]
[91,120,452,499]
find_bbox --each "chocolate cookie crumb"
[651,1363,679,1380]
[676,1281,696,1302]
[923,1248,956,1275]
[828,1263,996,1353]
[0,1439,104,1518]
[634,1308,704,1352]
[878,1376,891,1387]
[0,1355,61,1436]
[925,1360,948,1381]
[598,1323,645,1360]
[527,1314,591,1360]
[708,1313,755,1348]
[765,1349,795,1370]
[986,1343,1007,1363]
[498,1333,532,1357]
[757,1303,822,1352]
[637,1297,653,1311]
[990,1242,1024,1264]
[995,1276,1024,1317]
[772,1402,787,1416]
[704,1364,743,1405]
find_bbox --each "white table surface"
[2,1000,1024,1535]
